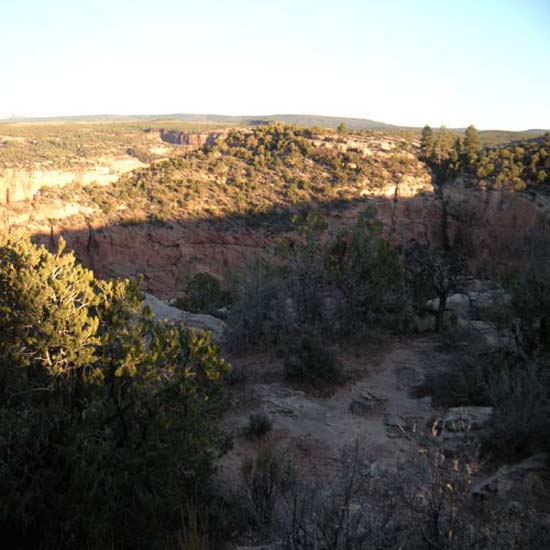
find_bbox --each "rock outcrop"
[143,292,226,341]
[2,131,549,300]
[376,177,550,276]
[434,406,493,452]
[439,406,493,432]
[0,156,146,205]
[442,179,550,273]
[23,177,550,299]
[159,129,227,147]
[332,174,441,246]
[34,222,269,298]
[427,287,510,317]
[472,453,547,499]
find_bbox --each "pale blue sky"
[1,0,549,129]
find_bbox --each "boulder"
[142,293,226,342]
[440,406,493,432]
[472,453,547,499]
[425,285,511,323]
[456,319,519,352]
[413,310,458,332]
[426,293,471,318]
[159,129,227,147]
[413,311,437,333]
[468,289,511,311]
[349,391,385,416]
[434,406,493,452]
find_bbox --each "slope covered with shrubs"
[420,124,550,189]
[0,235,231,548]
[225,208,407,385]
[35,124,424,227]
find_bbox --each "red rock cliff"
[26,180,548,298]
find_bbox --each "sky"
[0,0,549,130]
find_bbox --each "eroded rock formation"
[0,157,146,205]
[159,129,226,147]
[143,292,226,341]
[2,128,549,299]
[27,189,544,299]
[17,176,548,298]
[33,222,269,298]
[442,179,550,272]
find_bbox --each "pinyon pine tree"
[463,124,481,167]
[420,125,434,159]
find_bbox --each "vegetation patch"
[282,332,343,386]
[29,123,424,227]
[0,235,231,548]
[175,272,232,315]
[245,412,274,440]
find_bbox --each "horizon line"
[0,112,547,133]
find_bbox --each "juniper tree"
[0,235,231,548]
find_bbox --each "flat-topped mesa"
[159,128,227,147]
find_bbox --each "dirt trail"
[217,337,441,486]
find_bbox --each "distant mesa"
[159,128,226,147]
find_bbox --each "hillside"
[0,123,547,301]
[30,124,425,228]
[1,121,550,549]
[1,113,397,130]
[0,120,235,169]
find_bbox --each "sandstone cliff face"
[159,129,227,147]
[311,134,402,156]
[442,180,550,272]
[368,177,550,275]
[0,168,82,203]
[23,173,435,298]
[0,156,146,205]
[371,174,443,244]
[33,223,269,298]
[24,178,550,297]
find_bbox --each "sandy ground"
[216,336,442,489]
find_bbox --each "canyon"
[2,123,549,549]
[1,130,549,297]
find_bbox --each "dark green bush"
[512,240,550,356]
[486,361,550,456]
[225,363,246,385]
[273,439,543,550]
[245,412,273,440]
[227,209,406,352]
[176,272,232,314]
[415,339,550,458]
[327,209,407,336]
[240,441,296,530]
[413,352,492,408]
[283,333,343,386]
[226,259,288,352]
